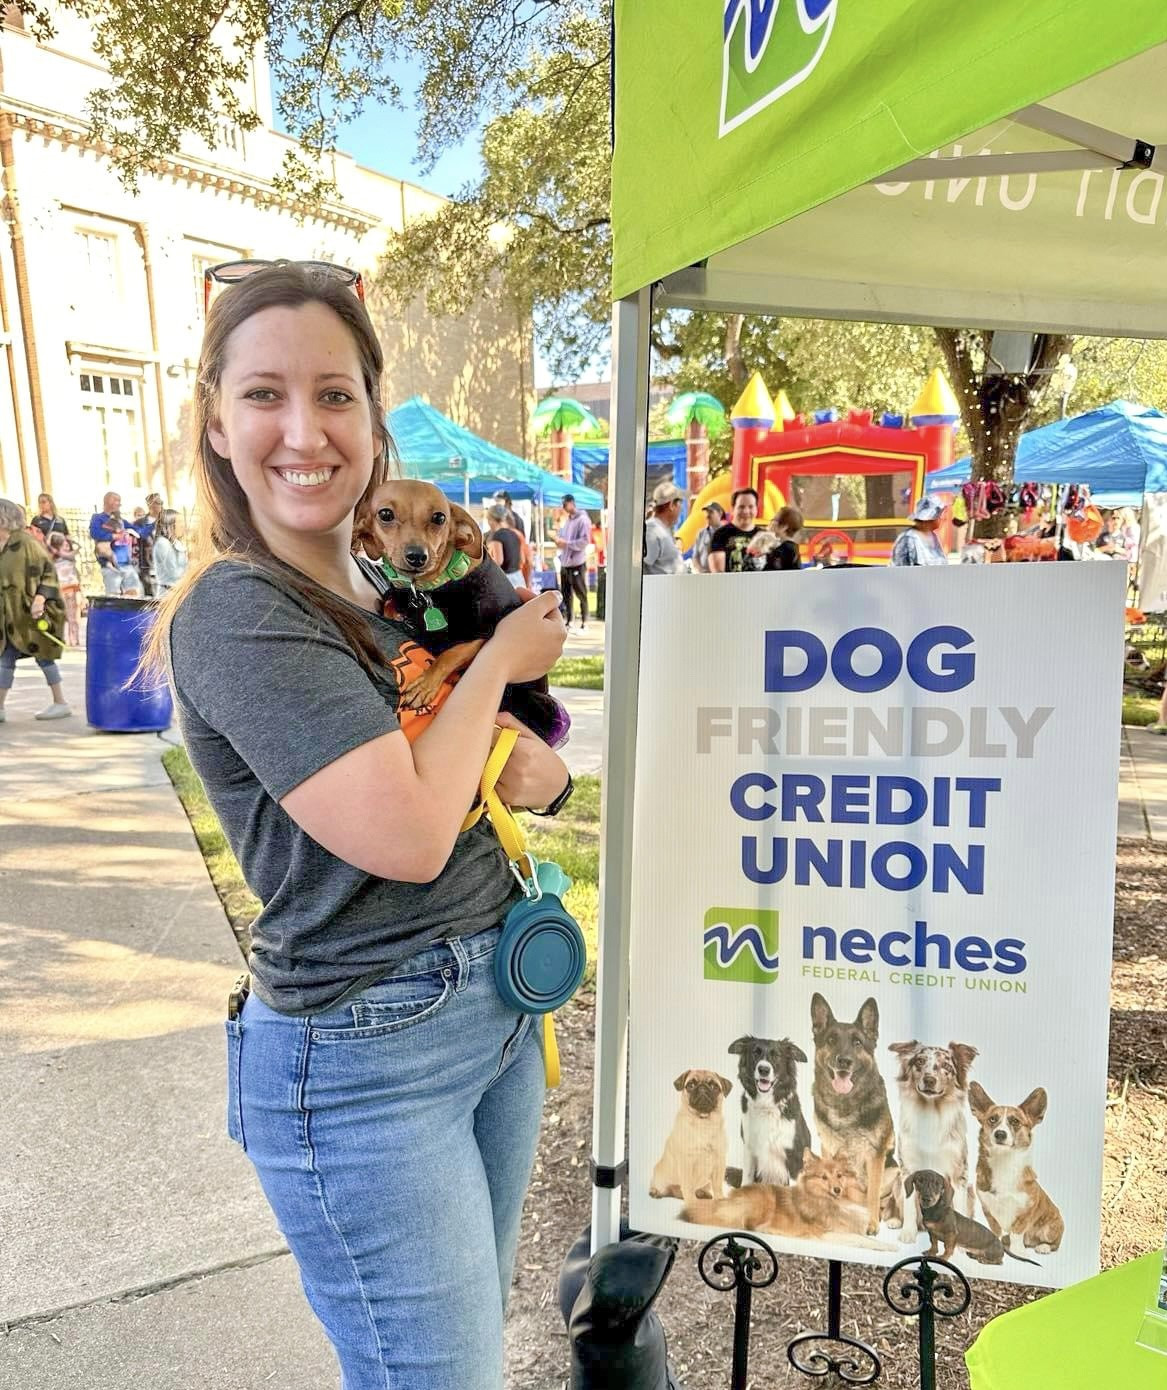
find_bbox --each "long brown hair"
[143,263,396,680]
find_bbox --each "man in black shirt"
[710,487,761,573]
[485,503,524,587]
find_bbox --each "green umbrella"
[666,390,728,436]
[531,395,603,435]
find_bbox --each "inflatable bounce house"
[678,368,960,564]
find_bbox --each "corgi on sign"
[721,0,839,137]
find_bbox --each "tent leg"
[591,288,651,1254]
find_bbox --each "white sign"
[629,563,1124,1289]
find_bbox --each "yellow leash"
[461,728,561,1088]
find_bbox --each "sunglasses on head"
[203,259,364,314]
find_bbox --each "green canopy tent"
[593,0,1167,1253]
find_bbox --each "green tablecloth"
[966,1252,1165,1388]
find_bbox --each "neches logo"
[704,907,780,984]
[721,0,838,137]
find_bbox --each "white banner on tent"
[629,563,1124,1289]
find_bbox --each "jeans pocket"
[310,971,454,1041]
[225,1019,246,1149]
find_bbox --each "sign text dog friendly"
[629,563,1124,1287]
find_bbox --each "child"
[151,509,189,592]
[47,532,82,646]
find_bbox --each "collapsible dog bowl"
[495,898,586,1014]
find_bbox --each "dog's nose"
[757,1063,772,1076]
[403,546,428,571]
[994,1129,1008,1143]
[835,1055,852,1070]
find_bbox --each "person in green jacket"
[0,497,70,721]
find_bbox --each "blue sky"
[277,62,592,387]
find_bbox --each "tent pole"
[464,473,470,513]
[591,287,651,1254]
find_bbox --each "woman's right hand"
[486,590,566,683]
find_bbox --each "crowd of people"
[0,487,191,724]
[645,481,808,575]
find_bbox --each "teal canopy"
[388,397,603,510]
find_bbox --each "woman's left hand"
[492,713,569,810]
[30,596,45,621]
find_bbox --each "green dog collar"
[379,549,472,591]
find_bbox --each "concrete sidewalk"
[0,647,337,1386]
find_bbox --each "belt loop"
[448,937,470,992]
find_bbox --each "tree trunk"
[724,314,747,389]
[932,328,1073,539]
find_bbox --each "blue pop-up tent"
[388,397,603,510]
[926,400,1167,507]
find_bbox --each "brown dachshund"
[354,480,568,744]
[905,1169,1038,1266]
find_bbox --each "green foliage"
[377,8,612,382]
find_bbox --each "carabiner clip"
[508,851,543,902]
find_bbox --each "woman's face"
[38,496,52,516]
[207,302,378,555]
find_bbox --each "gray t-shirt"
[169,560,519,1016]
[644,515,684,575]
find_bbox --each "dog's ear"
[673,1071,690,1092]
[810,992,833,1037]
[1019,1087,1048,1127]
[718,1075,734,1097]
[352,501,384,560]
[450,503,484,561]
[784,1040,808,1065]
[857,997,879,1044]
[904,1172,916,1197]
[967,1081,993,1119]
[802,1146,815,1166]
[727,1036,749,1056]
[949,1042,978,1087]
[889,1040,919,1058]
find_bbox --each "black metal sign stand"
[698,1235,972,1388]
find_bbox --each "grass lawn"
[548,654,604,689]
[162,747,259,950]
[1123,693,1162,726]
[163,745,601,980]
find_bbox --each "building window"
[75,230,119,296]
[192,253,219,321]
[80,369,145,491]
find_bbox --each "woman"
[890,496,948,566]
[0,497,70,721]
[148,262,567,1390]
[29,492,69,545]
[150,509,188,592]
[765,505,803,570]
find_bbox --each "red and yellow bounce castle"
[678,369,959,564]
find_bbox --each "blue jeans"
[0,642,60,689]
[229,924,545,1390]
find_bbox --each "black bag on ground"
[558,1225,686,1390]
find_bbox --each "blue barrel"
[85,597,173,732]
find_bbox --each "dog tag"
[422,604,447,632]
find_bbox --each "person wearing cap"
[691,500,725,573]
[485,503,525,588]
[556,494,592,630]
[644,481,685,576]
[891,495,948,566]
